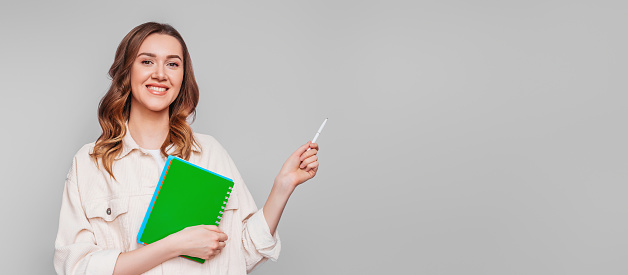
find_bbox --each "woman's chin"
[147,106,170,113]
[142,100,173,113]
[137,103,170,114]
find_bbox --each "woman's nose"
[152,64,167,80]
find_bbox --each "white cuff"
[85,249,121,275]
[247,209,281,261]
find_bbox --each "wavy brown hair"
[90,22,200,179]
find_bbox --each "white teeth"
[148,86,167,92]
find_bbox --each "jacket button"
[106,208,112,215]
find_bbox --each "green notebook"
[137,155,234,263]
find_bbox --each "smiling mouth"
[146,85,169,94]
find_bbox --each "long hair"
[90,22,200,179]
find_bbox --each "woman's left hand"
[275,141,320,189]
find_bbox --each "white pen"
[308,118,327,151]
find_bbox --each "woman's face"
[130,33,184,115]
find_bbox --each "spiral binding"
[215,186,234,225]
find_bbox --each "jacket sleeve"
[53,155,121,275]
[242,208,281,272]
[222,151,281,273]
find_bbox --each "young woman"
[54,22,319,275]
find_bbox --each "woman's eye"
[141,60,153,65]
[167,62,180,68]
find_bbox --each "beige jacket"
[54,131,280,274]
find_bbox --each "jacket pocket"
[84,197,130,248]
[85,197,129,221]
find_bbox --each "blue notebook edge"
[136,155,175,245]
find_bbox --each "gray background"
[1,0,627,274]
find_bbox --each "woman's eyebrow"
[137,52,156,58]
[167,55,182,61]
[137,52,182,60]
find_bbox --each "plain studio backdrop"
[1,0,627,274]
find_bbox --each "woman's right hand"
[167,225,228,260]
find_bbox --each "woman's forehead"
[138,33,183,58]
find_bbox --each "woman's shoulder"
[69,142,97,165]
[193,132,229,155]
[72,142,95,158]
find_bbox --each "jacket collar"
[118,122,200,159]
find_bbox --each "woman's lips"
[147,85,168,95]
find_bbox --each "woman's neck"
[128,104,170,150]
